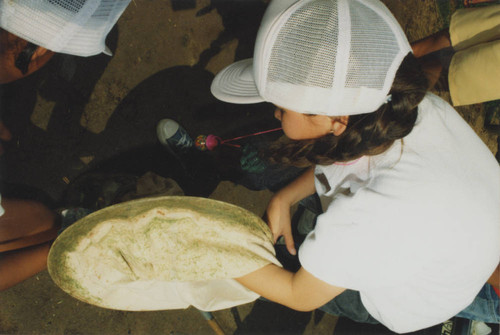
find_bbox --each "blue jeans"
[456,284,500,323]
[318,290,379,324]
[316,284,500,325]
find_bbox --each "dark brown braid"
[264,53,429,167]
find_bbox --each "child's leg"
[0,198,57,243]
[0,198,58,290]
[411,30,451,58]
[0,241,51,291]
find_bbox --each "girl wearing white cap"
[211,0,500,332]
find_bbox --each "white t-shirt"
[299,93,500,333]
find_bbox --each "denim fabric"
[298,193,323,214]
[318,286,500,325]
[296,194,322,236]
[456,284,500,323]
[319,290,379,324]
[237,141,306,192]
[238,163,305,192]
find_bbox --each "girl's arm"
[236,264,345,311]
[267,167,316,255]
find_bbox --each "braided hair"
[265,53,429,167]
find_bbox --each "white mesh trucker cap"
[211,0,413,116]
[0,0,131,57]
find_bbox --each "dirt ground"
[0,0,498,334]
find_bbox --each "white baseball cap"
[211,0,412,116]
[0,0,131,57]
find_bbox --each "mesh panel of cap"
[267,1,338,90]
[345,1,399,90]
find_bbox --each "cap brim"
[211,58,265,104]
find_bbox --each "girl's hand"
[266,167,317,256]
[266,194,296,256]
